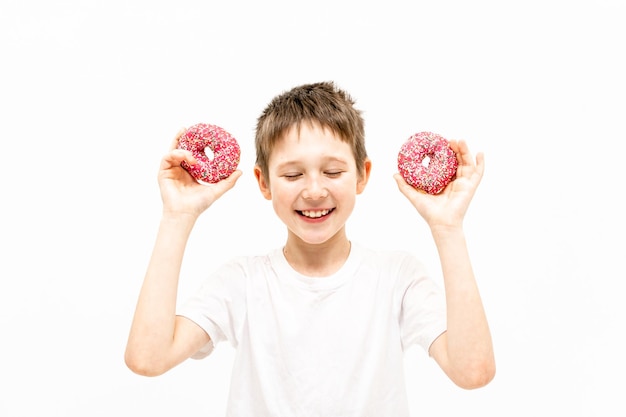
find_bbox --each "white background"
[1,1,624,416]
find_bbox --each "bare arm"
[125,130,241,376]
[427,226,495,389]
[394,139,495,389]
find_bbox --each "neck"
[283,232,351,277]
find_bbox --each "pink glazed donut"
[397,131,458,195]
[177,123,241,183]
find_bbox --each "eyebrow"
[275,156,350,170]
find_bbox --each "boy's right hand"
[158,128,242,219]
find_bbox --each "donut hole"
[421,155,431,168]
[203,146,215,161]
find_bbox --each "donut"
[177,123,241,183]
[397,131,458,195]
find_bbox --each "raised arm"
[124,129,241,376]
[394,139,495,389]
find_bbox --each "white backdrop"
[1,1,624,416]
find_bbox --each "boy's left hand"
[393,139,485,230]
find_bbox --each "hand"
[393,139,484,230]
[158,128,242,219]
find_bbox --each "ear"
[254,165,272,200]
[356,158,372,195]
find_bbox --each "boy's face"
[254,122,371,247]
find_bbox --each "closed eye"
[283,173,302,180]
[324,171,343,177]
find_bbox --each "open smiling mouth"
[297,208,335,219]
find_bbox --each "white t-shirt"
[178,242,446,417]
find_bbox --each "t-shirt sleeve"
[397,254,447,353]
[177,258,247,359]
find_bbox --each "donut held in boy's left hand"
[177,123,241,183]
[397,131,458,195]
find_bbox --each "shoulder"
[213,247,281,274]
[195,249,280,293]
[353,243,428,275]
[349,243,433,296]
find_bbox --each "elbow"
[124,348,169,377]
[452,359,496,390]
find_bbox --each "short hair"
[255,81,367,181]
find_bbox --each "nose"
[302,174,328,200]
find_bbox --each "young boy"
[125,81,495,416]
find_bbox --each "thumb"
[210,170,243,198]
[393,173,416,198]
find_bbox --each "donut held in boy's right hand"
[397,131,458,195]
[177,123,241,183]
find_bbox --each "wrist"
[430,224,465,241]
[160,210,198,230]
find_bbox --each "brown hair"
[255,81,367,181]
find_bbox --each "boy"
[125,81,495,416]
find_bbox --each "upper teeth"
[301,209,330,218]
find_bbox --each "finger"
[223,169,243,185]
[475,151,486,179]
[161,148,196,170]
[448,140,465,167]
[393,173,410,194]
[455,140,476,167]
[209,170,243,199]
[168,127,187,151]
[393,173,426,198]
